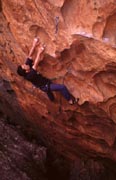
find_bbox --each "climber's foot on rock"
[68,97,79,105]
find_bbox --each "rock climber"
[17,38,77,104]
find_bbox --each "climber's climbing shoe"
[68,97,79,105]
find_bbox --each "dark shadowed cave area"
[0,96,116,180]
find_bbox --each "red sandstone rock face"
[1,0,116,162]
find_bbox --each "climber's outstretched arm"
[28,38,40,59]
[32,45,45,70]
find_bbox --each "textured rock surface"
[1,0,116,176]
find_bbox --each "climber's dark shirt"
[24,58,50,87]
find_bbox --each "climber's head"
[17,63,31,77]
[17,65,26,77]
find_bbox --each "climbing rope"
[54,16,59,35]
